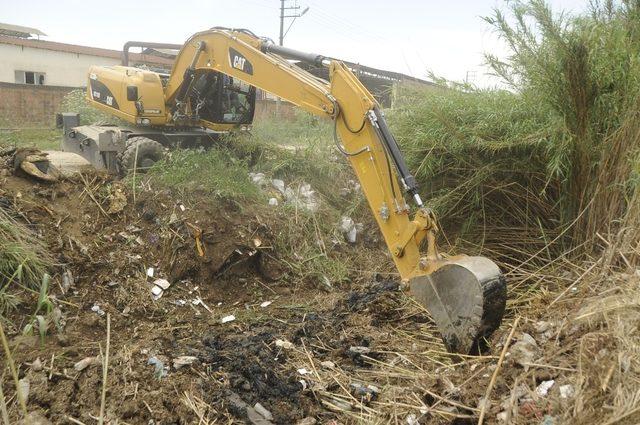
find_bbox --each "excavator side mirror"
[126,86,138,102]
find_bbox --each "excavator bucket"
[410,256,506,354]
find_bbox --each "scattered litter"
[172,356,198,369]
[253,237,263,247]
[349,346,371,354]
[249,172,267,186]
[260,300,272,308]
[62,269,74,293]
[74,356,100,372]
[536,380,555,397]
[192,297,214,313]
[323,396,352,412]
[178,203,186,212]
[90,304,105,316]
[268,197,279,206]
[320,360,335,369]
[351,383,379,403]
[31,357,43,372]
[146,267,155,278]
[405,413,419,425]
[559,384,575,399]
[271,179,286,194]
[340,216,358,243]
[154,278,171,290]
[174,299,187,306]
[147,356,168,379]
[151,285,163,300]
[106,184,127,214]
[227,391,275,425]
[254,402,274,421]
[299,379,308,390]
[221,315,236,324]
[17,378,30,402]
[510,333,539,369]
[275,339,294,350]
[17,411,53,425]
[284,183,318,212]
[297,368,310,375]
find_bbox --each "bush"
[391,0,640,255]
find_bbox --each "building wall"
[0,81,297,127]
[0,82,75,126]
[0,44,120,87]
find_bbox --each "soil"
[1,160,621,424]
[0,169,418,424]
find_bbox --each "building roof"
[0,22,46,38]
[0,35,174,66]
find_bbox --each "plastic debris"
[559,384,575,399]
[349,346,371,354]
[297,368,310,375]
[173,356,198,369]
[320,360,336,369]
[340,216,358,243]
[268,197,279,206]
[249,172,267,186]
[510,333,539,369]
[221,315,236,324]
[147,356,168,379]
[260,300,272,308]
[254,402,274,421]
[271,179,286,194]
[275,339,294,350]
[154,278,171,290]
[31,357,43,372]
[91,304,105,316]
[74,356,100,372]
[146,267,155,278]
[351,383,379,403]
[151,285,163,300]
[405,413,419,425]
[536,380,555,397]
[17,378,30,402]
[62,269,74,293]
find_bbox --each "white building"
[0,23,173,88]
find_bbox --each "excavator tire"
[410,256,507,354]
[118,136,164,175]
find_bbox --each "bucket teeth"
[409,256,507,354]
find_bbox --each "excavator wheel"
[118,136,164,175]
[410,256,506,354]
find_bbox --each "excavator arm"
[165,28,506,353]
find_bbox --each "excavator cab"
[189,71,256,126]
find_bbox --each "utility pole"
[279,0,285,46]
[279,0,309,46]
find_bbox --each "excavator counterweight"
[68,27,507,354]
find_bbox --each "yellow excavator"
[60,27,506,354]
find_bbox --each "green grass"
[251,109,332,147]
[147,148,262,202]
[0,209,53,318]
[0,128,60,150]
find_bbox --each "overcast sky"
[2,0,588,86]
